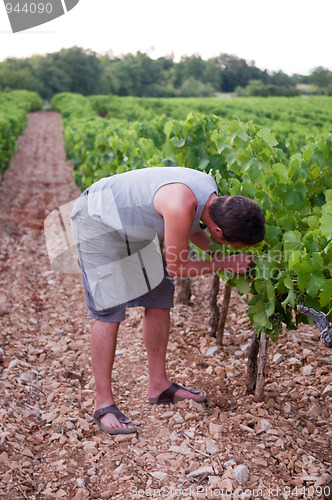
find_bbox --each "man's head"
[209,195,265,246]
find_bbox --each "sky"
[0,0,331,75]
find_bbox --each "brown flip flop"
[93,404,137,435]
[148,382,207,405]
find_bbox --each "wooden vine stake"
[208,274,232,346]
[216,285,232,345]
[246,333,260,394]
[209,273,220,337]
[255,332,269,402]
[246,332,269,402]
[176,277,191,305]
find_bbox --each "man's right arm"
[162,202,253,277]
[155,183,254,278]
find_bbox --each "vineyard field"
[52,93,332,158]
[0,96,331,498]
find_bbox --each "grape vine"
[0,90,42,174]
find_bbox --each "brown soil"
[0,112,331,500]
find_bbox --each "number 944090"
[5,3,53,14]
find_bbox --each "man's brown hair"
[209,195,265,245]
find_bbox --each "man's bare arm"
[154,183,254,278]
[162,197,252,277]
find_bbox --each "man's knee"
[144,307,170,318]
[93,319,120,335]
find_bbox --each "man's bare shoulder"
[153,183,197,216]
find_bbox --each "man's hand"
[214,252,255,275]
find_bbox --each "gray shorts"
[70,194,174,322]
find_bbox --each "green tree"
[235,85,249,97]
[33,53,71,99]
[135,52,165,97]
[110,54,141,96]
[56,47,103,95]
[33,47,103,98]
[202,58,222,91]
[310,66,332,92]
[246,79,268,96]
[99,55,120,95]
[270,70,295,87]
[178,77,215,97]
[215,54,270,92]
[108,52,175,97]
[0,58,44,94]
[172,55,220,92]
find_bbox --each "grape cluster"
[269,312,283,337]
[294,287,306,306]
[245,261,256,280]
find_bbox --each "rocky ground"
[0,112,331,500]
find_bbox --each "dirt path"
[0,113,331,500]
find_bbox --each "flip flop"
[148,382,207,405]
[93,404,137,435]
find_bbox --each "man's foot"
[93,404,137,435]
[148,382,207,405]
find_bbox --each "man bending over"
[70,166,265,435]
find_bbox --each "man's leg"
[91,319,135,431]
[143,307,206,402]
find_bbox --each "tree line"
[0,46,331,99]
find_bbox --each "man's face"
[212,231,247,248]
[209,224,247,248]
[227,241,247,249]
